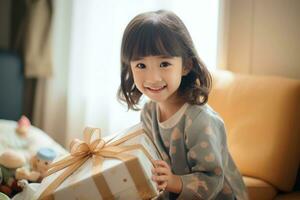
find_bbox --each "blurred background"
[0,0,299,147]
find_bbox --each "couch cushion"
[243,176,277,200]
[208,70,300,192]
[274,192,300,200]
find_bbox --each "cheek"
[130,67,140,80]
[167,71,182,87]
[131,71,144,90]
[172,77,182,89]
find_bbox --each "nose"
[146,67,162,83]
[143,68,166,88]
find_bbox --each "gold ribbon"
[38,127,157,200]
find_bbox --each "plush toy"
[0,150,26,197]
[11,180,40,200]
[15,115,31,137]
[16,147,57,182]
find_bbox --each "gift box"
[34,123,162,200]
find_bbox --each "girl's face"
[130,55,188,104]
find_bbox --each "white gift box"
[34,123,162,200]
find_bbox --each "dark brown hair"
[118,10,212,110]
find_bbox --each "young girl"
[118,10,248,200]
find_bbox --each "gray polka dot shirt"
[141,101,248,200]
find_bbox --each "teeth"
[148,86,165,91]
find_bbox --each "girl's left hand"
[151,160,182,193]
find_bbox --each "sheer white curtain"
[48,0,220,146]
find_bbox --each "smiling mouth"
[146,85,166,92]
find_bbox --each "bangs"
[123,21,184,62]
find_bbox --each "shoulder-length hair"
[118,10,212,110]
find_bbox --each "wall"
[0,0,11,49]
[222,0,300,79]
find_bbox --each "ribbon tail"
[106,129,144,146]
[39,156,89,200]
[46,155,87,177]
[116,144,155,165]
[100,144,155,166]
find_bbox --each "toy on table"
[11,179,40,200]
[16,147,57,182]
[0,150,26,197]
[15,115,31,138]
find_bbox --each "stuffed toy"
[15,147,57,182]
[0,150,26,197]
[11,179,40,200]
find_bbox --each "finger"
[152,175,168,182]
[152,160,161,168]
[152,167,165,175]
[155,179,168,191]
[153,160,169,168]
[152,167,169,175]
[157,181,168,190]
[151,167,156,174]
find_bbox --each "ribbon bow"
[39,127,155,200]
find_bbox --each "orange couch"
[208,70,300,200]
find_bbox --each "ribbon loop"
[83,127,101,144]
[90,138,106,153]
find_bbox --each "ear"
[182,59,193,76]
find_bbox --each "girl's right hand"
[151,160,168,191]
[151,160,182,193]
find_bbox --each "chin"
[147,97,168,103]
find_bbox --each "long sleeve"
[177,112,226,200]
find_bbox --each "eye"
[160,62,171,68]
[136,63,146,69]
